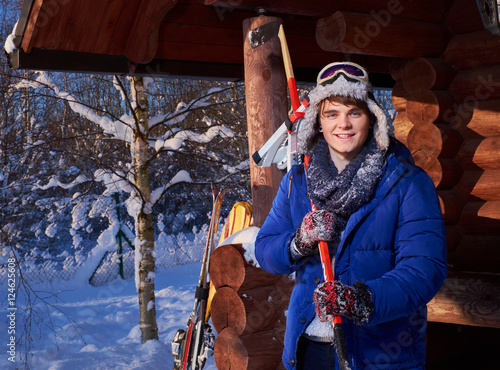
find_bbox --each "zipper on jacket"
[288,173,293,198]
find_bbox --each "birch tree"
[9,71,245,343]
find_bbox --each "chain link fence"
[0,223,219,287]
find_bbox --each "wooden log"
[442,30,500,70]
[243,16,287,228]
[210,244,281,292]
[207,0,454,23]
[456,137,500,171]
[123,0,178,64]
[447,102,475,138]
[435,123,463,158]
[211,285,283,335]
[454,171,500,201]
[460,99,500,138]
[406,89,455,125]
[406,121,463,160]
[438,190,466,225]
[272,275,294,344]
[401,58,455,92]
[391,80,408,112]
[315,11,448,58]
[389,61,405,81]
[214,327,283,370]
[444,0,485,35]
[211,286,245,334]
[457,201,500,235]
[454,235,500,272]
[393,111,413,145]
[448,64,500,101]
[438,158,464,190]
[411,151,462,189]
[406,122,442,157]
[445,225,461,253]
[427,272,500,328]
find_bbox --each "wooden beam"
[204,0,453,22]
[20,0,46,53]
[10,48,130,74]
[442,31,500,71]
[428,272,500,329]
[243,16,287,228]
[444,0,485,35]
[448,64,500,101]
[123,0,178,64]
[316,11,449,58]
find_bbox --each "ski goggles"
[317,62,369,86]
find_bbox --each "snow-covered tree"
[4,68,249,343]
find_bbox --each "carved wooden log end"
[428,273,500,328]
[392,80,409,112]
[214,327,283,370]
[393,111,413,145]
[406,122,443,157]
[210,244,246,291]
[211,286,246,334]
[402,58,455,92]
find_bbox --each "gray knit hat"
[298,62,391,156]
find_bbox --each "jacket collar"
[338,140,412,252]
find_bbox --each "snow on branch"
[154,125,235,152]
[32,174,90,191]
[149,170,192,207]
[16,72,136,144]
[148,87,224,130]
[94,169,134,195]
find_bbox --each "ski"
[172,183,228,370]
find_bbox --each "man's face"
[319,100,371,168]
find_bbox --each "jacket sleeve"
[255,170,305,275]
[365,170,448,325]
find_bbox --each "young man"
[255,62,447,369]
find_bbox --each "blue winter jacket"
[255,140,447,369]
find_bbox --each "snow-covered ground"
[1,262,216,369]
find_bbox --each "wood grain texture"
[243,16,287,227]
[428,273,500,328]
[316,11,448,58]
[402,58,455,92]
[214,327,283,370]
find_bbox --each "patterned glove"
[293,210,335,256]
[313,280,373,324]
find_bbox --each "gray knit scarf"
[307,136,385,236]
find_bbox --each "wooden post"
[243,16,288,227]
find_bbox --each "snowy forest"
[0,2,396,368]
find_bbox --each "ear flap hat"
[297,62,391,156]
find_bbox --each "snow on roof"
[4,22,18,54]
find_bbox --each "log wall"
[392,53,500,276]
[390,21,500,330]
[210,244,293,369]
